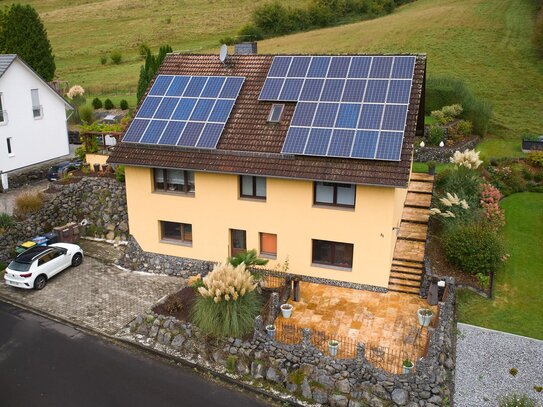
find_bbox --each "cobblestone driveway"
[0,256,183,335]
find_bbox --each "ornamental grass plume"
[450,149,483,169]
[66,85,85,99]
[430,191,470,221]
[197,263,257,303]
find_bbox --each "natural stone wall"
[414,136,479,163]
[0,177,128,263]
[121,282,456,406]
[121,237,215,277]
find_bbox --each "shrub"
[110,51,122,64]
[119,99,129,110]
[138,43,150,58]
[498,393,537,407]
[454,120,472,136]
[427,125,445,145]
[79,105,93,124]
[115,165,125,182]
[527,151,543,167]
[104,99,114,110]
[425,75,469,113]
[0,212,15,230]
[253,1,295,36]
[226,355,237,373]
[219,36,236,46]
[227,249,269,267]
[100,56,107,65]
[91,97,103,109]
[443,222,505,276]
[192,263,261,338]
[463,96,493,136]
[441,103,463,119]
[480,183,505,230]
[436,167,483,208]
[15,192,44,217]
[288,369,305,385]
[237,23,264,41]
[534,6,543,56]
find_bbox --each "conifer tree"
[0,4,56,81]
[136,45,173,103]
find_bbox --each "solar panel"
[123,75,244,149]
[265,55,415,161]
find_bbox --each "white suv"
[4,243,84,290]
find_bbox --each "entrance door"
[230,229,246,257]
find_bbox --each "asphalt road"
[0,301,271,407]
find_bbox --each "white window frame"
[31,89,43,119]
[0,93,7,125]
[267,104,284,123]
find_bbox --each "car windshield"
[8,260,31,272]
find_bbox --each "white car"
[4,243,84,290]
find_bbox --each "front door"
[230,229,246,257]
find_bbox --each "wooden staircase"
[388,173,434,295]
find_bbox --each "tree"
[136,44,172,103]
[0,4,56,81]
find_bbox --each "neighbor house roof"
[108,53,426,188]
[0,54,17,78]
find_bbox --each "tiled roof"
[109,53,426,188]
[0,54,17,78]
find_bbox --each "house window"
[268,104,284,123]
[31,89,42,119]
[0,93,6,124]
[154,168,195,193]
[6,137,13,156]
[260,233,277,258]
[160,221,192,244]
[314,182,355,207]
[240,175,266,199]
[231,229,246,257]
[312,239,353,269]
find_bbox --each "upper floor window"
[0,93,6,124]
[314,182,355,208]
[31,89,42,119]
[240,175,266,199]
[267,104,284,123]
[154,168,195,194]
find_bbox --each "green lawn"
[411,162,453,174]
[457,192,543,340]
[476,138,526,159]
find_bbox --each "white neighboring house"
[0,54,73,190]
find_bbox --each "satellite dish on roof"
[219,44,228,64]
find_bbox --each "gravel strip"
[455,323,543,406]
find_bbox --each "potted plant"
[417,308,434,327]
[265,324,276,339]
[427,161,437,175]
[280,303,293,318]
[402,358,414,374]
[328,340,339,357]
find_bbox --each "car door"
[47,248,68,277]
[37,249,66,278]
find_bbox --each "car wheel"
[34,275,47,290]
[71,253,83,267]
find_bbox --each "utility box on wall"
[53,222,80,243]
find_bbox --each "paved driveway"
[0,256,184,335]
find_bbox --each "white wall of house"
[0,58,70,186]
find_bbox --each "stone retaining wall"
[414,136,479,163]
[0,177,128,263]
[121,282,456,406]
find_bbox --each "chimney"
[234,42,258,55]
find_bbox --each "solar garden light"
[439,141,445,147]
[419,140,425,148]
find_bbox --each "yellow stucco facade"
[125,166,407,288]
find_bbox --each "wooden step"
[401,207,430,224]
[393,240,425,263]
[397,222,428,241]
[389,271,422,282]
[391,265,423,275]
[410,173,435,183]
[405,192,433,209]
[389,277,421,287]
[392,259,424,269]
[408,181,434,194]
[388,284,420,295]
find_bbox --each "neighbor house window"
[154,168,195,193]
[268,104,284,123]
[0,93,6,123]
[312,239,353,269]
[260,233,277,258]
[240,175,266,199]
[160,221,192,244]
[6,137,13,155]
[31,89,42,118]
[314,182,355,207]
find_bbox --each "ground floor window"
[160,221,192,244]
[260,232,277,258]
[312,239,353,269]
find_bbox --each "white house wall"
[0,59,69,174]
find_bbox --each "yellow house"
[109,50,426,291]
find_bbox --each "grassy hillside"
[258,0,543,138]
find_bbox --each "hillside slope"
[259,0,543,137]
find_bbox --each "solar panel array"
[123,75,244,148]
[259,56,415,161]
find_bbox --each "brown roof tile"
[108,53,426,188]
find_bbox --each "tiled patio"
[276,282,436,367]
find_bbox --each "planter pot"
[328,341,339,357]
[402,362,414,374]
[417,308,433,327]
[280,304,293,318]
[266,325,276,339]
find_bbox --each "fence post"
[356,343,366,363]
[489,271,494,299]
[301,328,312,347]
[253,315,264,341]
[270,292,280,319]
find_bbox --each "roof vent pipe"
[234,42,258,55]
